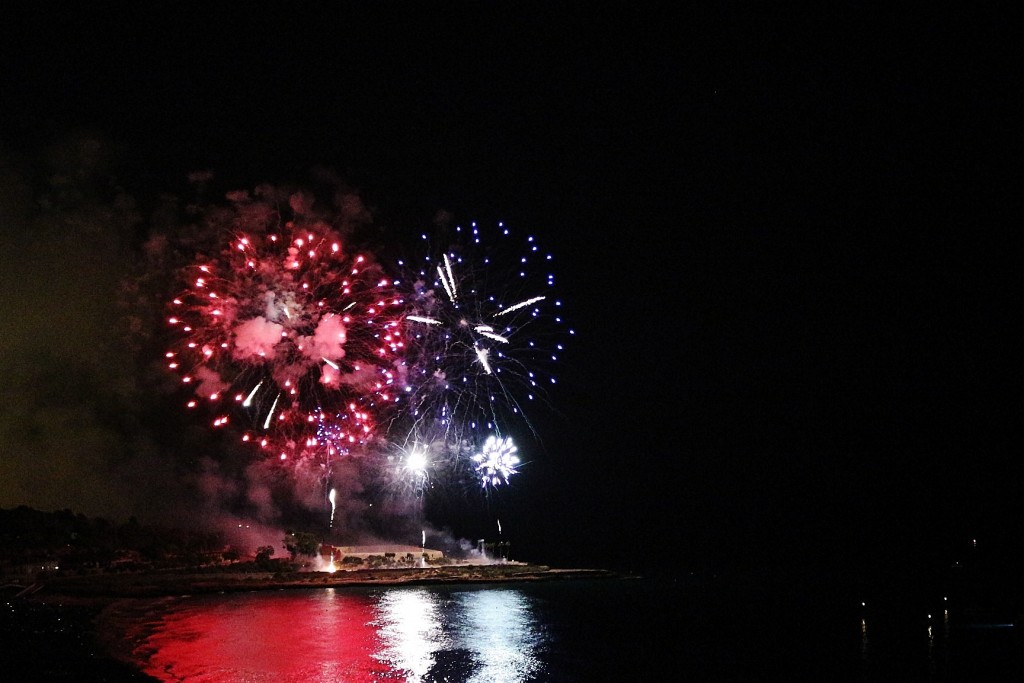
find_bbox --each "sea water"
[123,573,1020,681]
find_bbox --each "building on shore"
[321,544,444,564]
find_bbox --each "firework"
[163,197,570,519]
[471,434,520,488]
[165,209,406,465]
[328,487,337,527]
[396,221,571,447]
[404,446,429,477]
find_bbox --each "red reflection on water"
[137,590,396,682]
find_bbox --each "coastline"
[36,563,625,601]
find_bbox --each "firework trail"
[165,203,406,469]
[328,488,337,527]
[395,221,572,452]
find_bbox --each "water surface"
[125,575,1020,681]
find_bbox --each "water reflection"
[373,588,448,680]
[138,589,386,682]
[456,590,541,682]
[372,587,542,682]
[136,585,543,682]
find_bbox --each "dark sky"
[1,5,1017,572]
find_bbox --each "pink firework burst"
[166,216,406,464]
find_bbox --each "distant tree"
[255,545,275,569]
[283,531,320,559]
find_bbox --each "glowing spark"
[494,295,546,317]
[406,447,429,474]
[322,357,339,370]
[438,254,458,302]
[474,346,493,374]
[264,393,280,430]
[328,488,337,527]
[474,326,509,343]
[242,381,263,407]
[407,315,443,325]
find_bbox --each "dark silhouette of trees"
[283,530,320,559]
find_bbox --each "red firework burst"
[166,216,406,463]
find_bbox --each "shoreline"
[34,563,627,602]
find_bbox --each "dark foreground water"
[5,571,1021,681]
[114,572,1021,681]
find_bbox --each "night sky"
[1,5,1017,573]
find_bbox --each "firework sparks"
[471,434,520,488]
[165,200,406,466]
[397,221,571,449]
[164,197,569,515]
[405,446,429,475]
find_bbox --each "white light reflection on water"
[372,587,542,683]
[457,590,541,682]
[373,588,449,680]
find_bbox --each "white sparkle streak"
[407,315,443,325]
[474,326,509,343]
[322,357,339,370]
[494,295,546,317]
[242,381,263,407]
[438,254,458,302]
[263,393,281,429]
[474,346,493,374]
[443,254,457,299]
